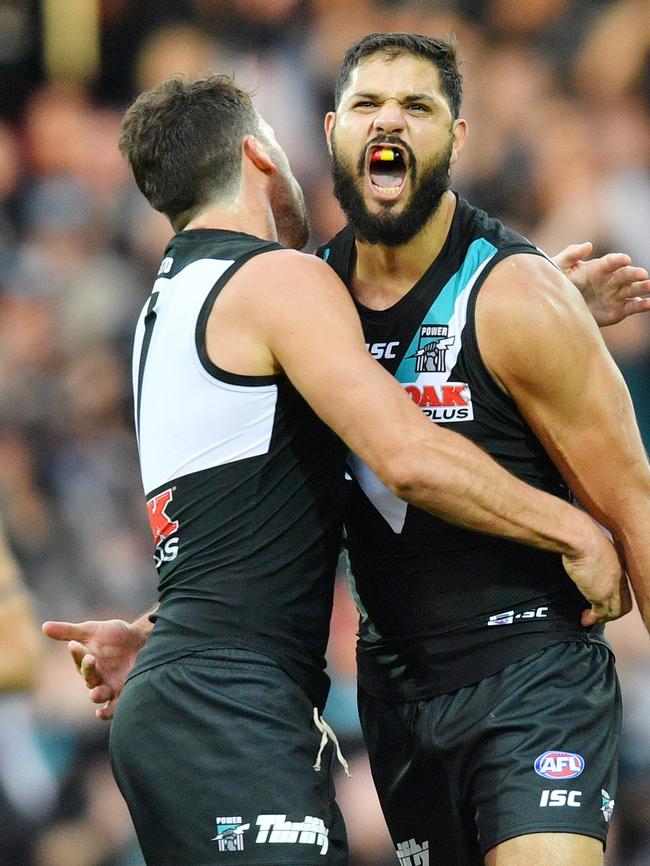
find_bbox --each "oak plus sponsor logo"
[211,816,250,852]
[255,814,329,855]
[396,837,429,866]
[534,751,585,780]
[146,487,179,567]
[408,324,455,373]
[402,378,473,423]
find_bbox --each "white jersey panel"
[134,257,278,494]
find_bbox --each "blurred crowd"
[0,0,648,864]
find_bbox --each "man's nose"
[372,100,405,135]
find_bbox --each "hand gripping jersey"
[318,196,606,701]
[130,229,347,708]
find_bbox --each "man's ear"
[242,135,278,175]
[450,119,468,167]
[324,112,336,157]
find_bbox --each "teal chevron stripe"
[395,238,497,383]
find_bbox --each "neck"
[351,190,456,310]
[183,195,278,243]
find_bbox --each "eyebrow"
[349,92,435,104]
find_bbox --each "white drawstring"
[312,707,351,779]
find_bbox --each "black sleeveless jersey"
[317,196,604,701]
[129,229,348,708]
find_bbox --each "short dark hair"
[334,33,463,119]
[119,75,261,228]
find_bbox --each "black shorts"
[358,639,621,866]
[109,649,348,866]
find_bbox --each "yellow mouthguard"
[379,148,395,161]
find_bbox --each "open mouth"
[367,144,408,199]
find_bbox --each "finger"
[592,252,633,276]
[555,242,593,269]
[618,277,650,298]
[609,267,650,292]
[80,654,103,689]
[581,608,598,627]
[89,684,114,704]
[42,621,92,642]
[624,298,650,317]
[96,700,115,721]
[68,640,91,672]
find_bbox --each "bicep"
[255,256,431,474]
[478,258,649,527]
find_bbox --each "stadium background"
[0,0,648,864]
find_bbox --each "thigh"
[109,651,347,866]
[461,641,620,860]
[358,685,482,866]
[484,832,602,866]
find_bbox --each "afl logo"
[534,751,585,780]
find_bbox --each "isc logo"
[367,341,400,360]
[534,751,585,780]
[539,790,582,808]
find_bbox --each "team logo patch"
[396,837,429,866]
[534,751,585,780]
[212,816,250,852]
[601,789,615,822]
[408,324,455,373]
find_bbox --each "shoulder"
[477,253,604,389]
[236,248,348,297]
[218,248,355,331]
[479,252,589,329]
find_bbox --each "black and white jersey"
[130,229,347,708]
[318,196,605,701]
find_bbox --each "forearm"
[394,428,598,558]
[615,517,650,635]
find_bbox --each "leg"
[485,832,603,865]
[358,685,481,866]
[461,641,620,862]
[110,649,348,866]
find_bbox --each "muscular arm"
[477,254,648,631]
[208,250,622,618]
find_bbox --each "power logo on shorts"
[146,488,180,566]
[212,817,250,852]
[534,751,585,780]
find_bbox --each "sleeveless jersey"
[317,196,604,701]
[130,229,347,708]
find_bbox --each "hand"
[562,530,632,627]
[42,619,146,720]
[553,242,650,327]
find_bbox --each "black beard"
[331,138,453,247]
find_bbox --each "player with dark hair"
[43,57,650,866]
[318,31,650,866]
